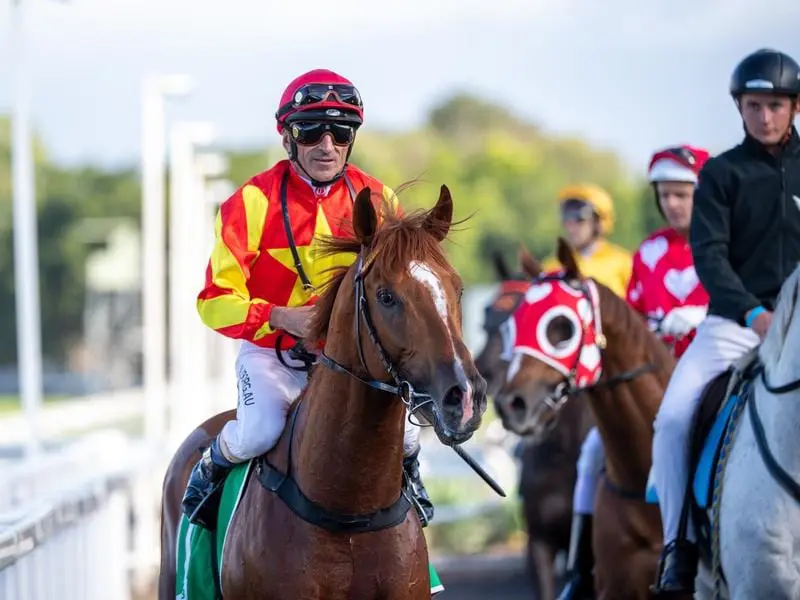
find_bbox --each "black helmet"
[730,48,800,98]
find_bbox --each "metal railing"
[0,431,159,600]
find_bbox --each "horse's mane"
[760,263,800,370]
[593,280,675,370]
[307,182,462,344]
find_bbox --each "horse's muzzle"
[428,366,486,444]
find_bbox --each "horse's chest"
[223,500,428,599]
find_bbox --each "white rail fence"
[0,431,162,600]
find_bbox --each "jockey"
[543,184,632,298]
[557,145,711,600]
[651,48,800,595]
[181,69,434,531]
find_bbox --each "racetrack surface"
[434,553,533,599]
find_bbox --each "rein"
[278,170,434,422]
[750,366,800,504]
[257,247,476,533]
[279,168,356,291]
[259,251,432,534]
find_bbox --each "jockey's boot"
[557,513,595,600]
[650,539,698,598]
[182,436,235,531]
[403,448,434,527]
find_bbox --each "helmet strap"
[781,99,798,145]
[651,183,665,220]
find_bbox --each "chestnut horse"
[476,249,594,600]
[496,239,672,600]
[159,184,488,599]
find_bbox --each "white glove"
[660,306,707,337]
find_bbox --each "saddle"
[685,347,761,563]
[645,347,762,562]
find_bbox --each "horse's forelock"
[307,185,459,345]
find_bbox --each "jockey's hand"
[269,305,315,339]
[750,310,774,340]
[660,306,707,337]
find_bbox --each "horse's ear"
[353,186,378,247]
[556,237,583,279]
[423,184,453,242]
[491,251,511,281]
[518,245,542,279]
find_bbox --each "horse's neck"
[589,291,674,491]
[556,393,595,457]
[292,368,407,515]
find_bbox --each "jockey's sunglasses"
[290,122,356,146]
[560,199,595,223]
[277,84,363,117]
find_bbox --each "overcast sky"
[0,0,798,175]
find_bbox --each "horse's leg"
[527,539,556,600]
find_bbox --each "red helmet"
[648,145,710,185]
[275,69,364,133]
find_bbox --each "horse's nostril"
[443,385,464,407]
[511,396,526,413]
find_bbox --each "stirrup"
[651,539,698,596]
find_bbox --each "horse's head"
[311,184,487,446]
[494,238,605,439]
[474,248,536,397]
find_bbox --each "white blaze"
[408,260,474,426]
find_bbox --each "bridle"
[513,272,657,435]
[317,252,435,427]
[483,281,528,334]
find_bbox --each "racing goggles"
[560,199,596,223]
[659,146,698,168]
[277,84,363,117]
[290,121,356,146]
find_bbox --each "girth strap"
[256,458,412,534]
[255,396,413,533]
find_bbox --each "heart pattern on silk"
[629,280,643,303]
[639,236,668,271]
[663,267,699,302]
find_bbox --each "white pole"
[140,75,194,450]
[140,78,168,450]
[167,122,215,447]
[11,0,43,458]
[191,154,228,417]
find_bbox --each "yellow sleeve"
[196,182,275,340]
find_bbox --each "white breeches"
[573,426,605,514]
[219,342,421,462]
[651,315,759,542]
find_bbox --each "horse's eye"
[376,287,396,307]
